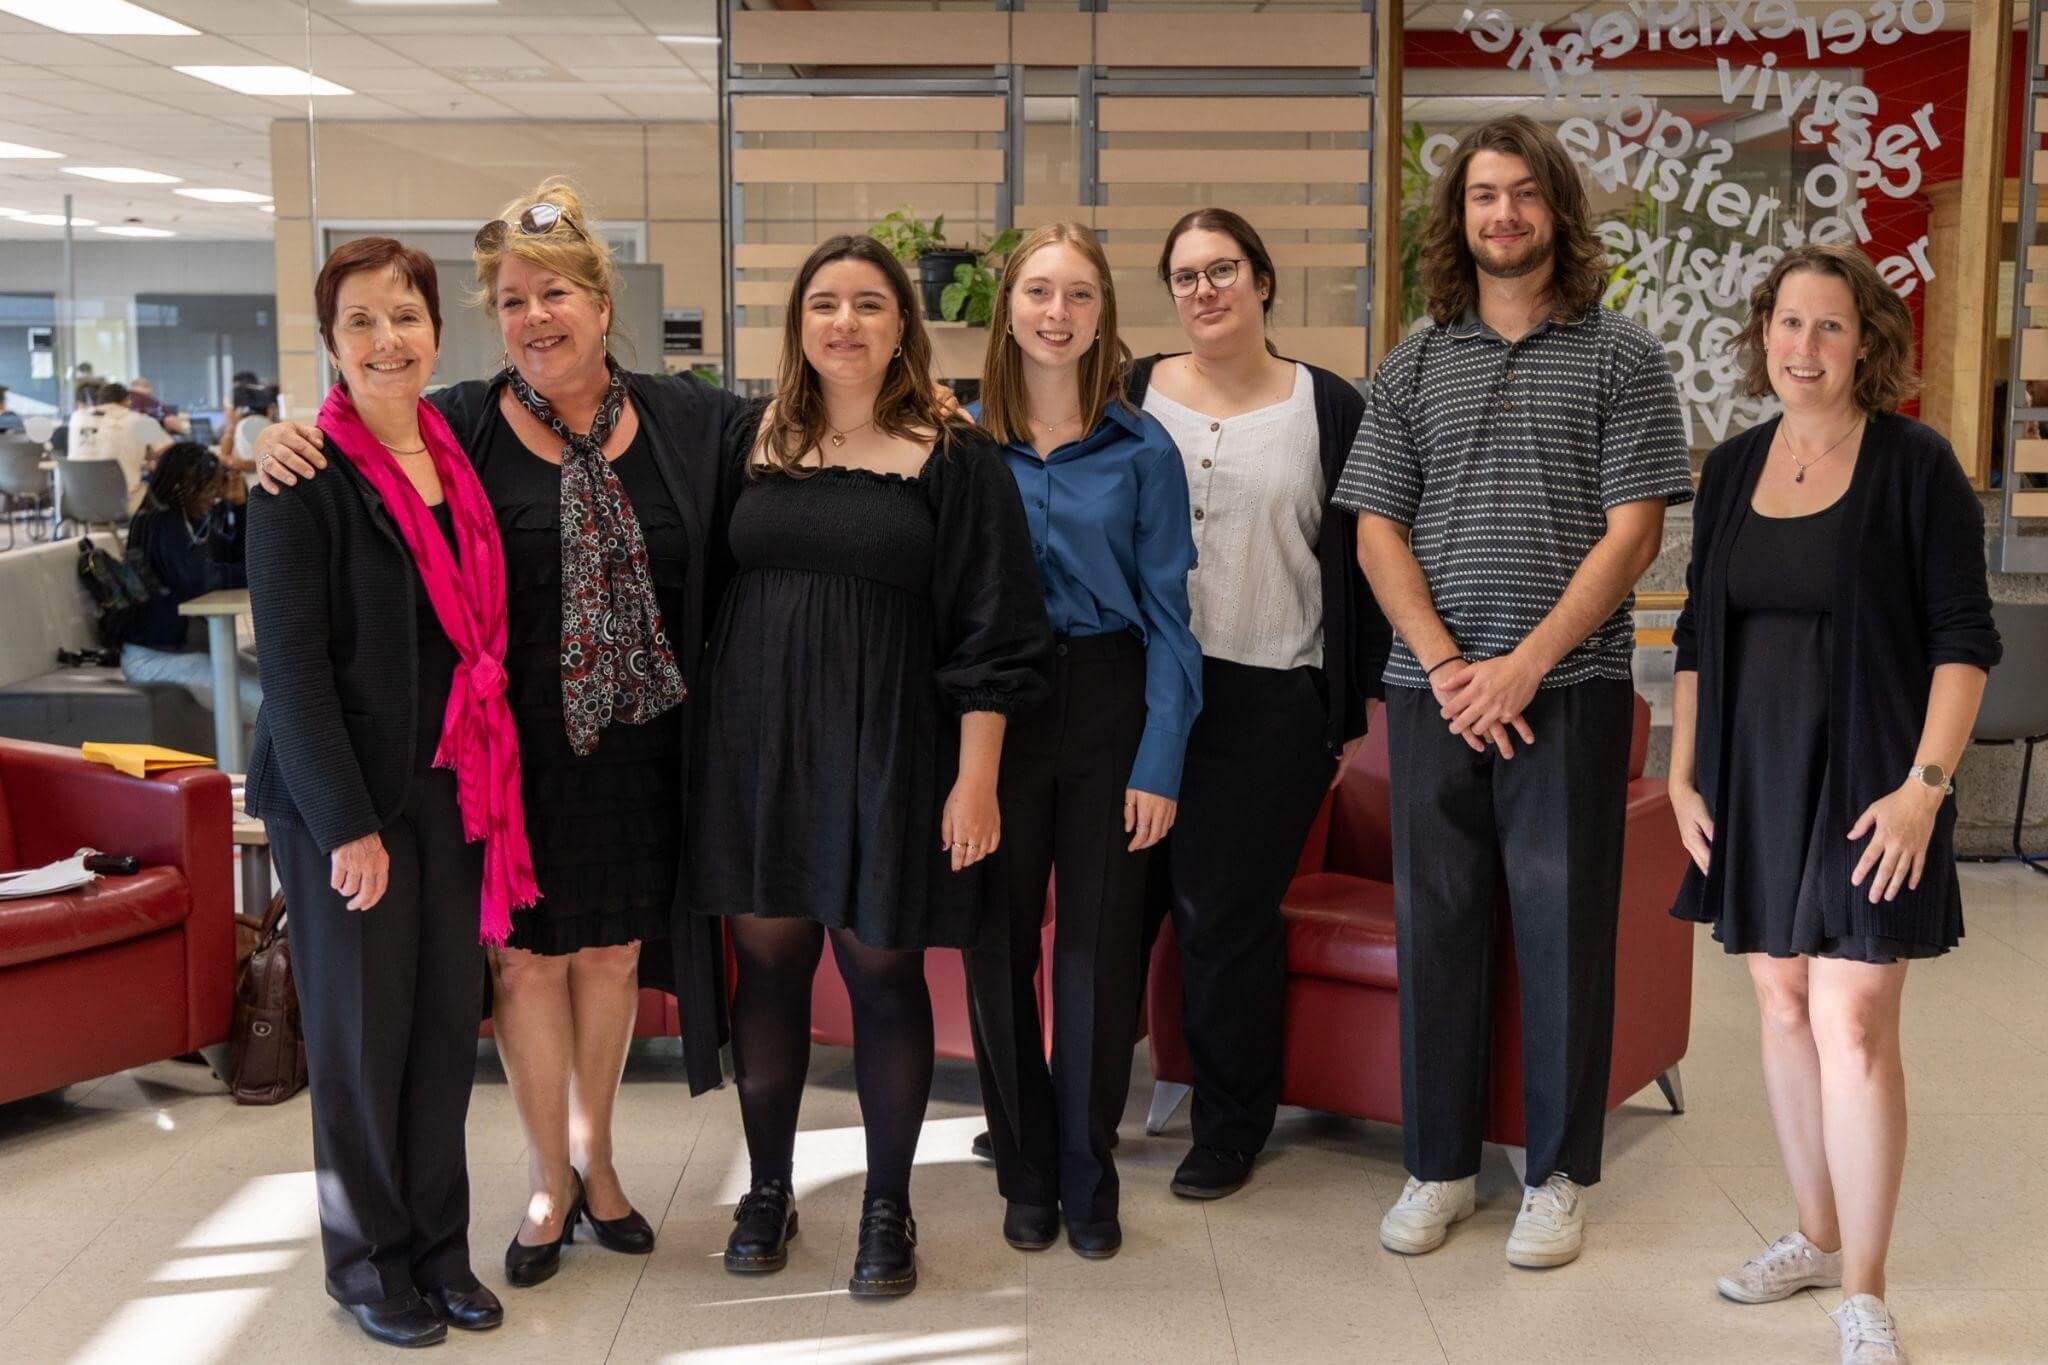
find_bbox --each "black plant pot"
[916,250,978,322]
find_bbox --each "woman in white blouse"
[1125,208,1390,1200]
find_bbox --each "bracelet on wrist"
[1424,655,1464,679]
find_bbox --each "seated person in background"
[0,383,22,434]
[69,381,173,511]
[127,377,192,437]
[216,378,280,473]
[117,441,262,727]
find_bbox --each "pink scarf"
[319,385,539,944]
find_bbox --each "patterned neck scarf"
[502,361,685,756]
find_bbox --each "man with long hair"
[1335,115,1693,1267]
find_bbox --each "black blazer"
[435,369,744,1096]
[243,437,430,855]
[1126,354,1392,756]
[1672,411,2001,943]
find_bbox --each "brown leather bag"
[228,890,308,1105]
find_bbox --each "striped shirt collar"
[1446,303,1599,344]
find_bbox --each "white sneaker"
[1378,1175,1477,1255]
[1505,1173,1585,1268]
[1832,1293,1909,1363]
[1717,1231,1844,1304]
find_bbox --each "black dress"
[689,419,1053,951]
[1706,497,1953,962]
[474,420,690,955]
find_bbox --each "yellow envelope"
[80,743,216,779]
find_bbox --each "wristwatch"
[1908,762,1954,795]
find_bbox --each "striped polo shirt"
[1333,305,1693,691]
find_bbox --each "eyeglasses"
[473,201,583,253]
[1166,257,1249,298]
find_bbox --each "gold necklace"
[826,418,873,448]
[1029,409,1081,428]
[1778,416,1861,483]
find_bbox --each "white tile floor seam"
[2,863,2044,1362]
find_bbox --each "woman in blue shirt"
[964,221,1201,1260]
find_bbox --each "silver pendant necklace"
[1780,417,1860,483]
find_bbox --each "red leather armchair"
[808,911,1057,1061]
[1144,694,1693,1160]
[0,738,235,1105]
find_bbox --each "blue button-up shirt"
[974,399,1202,798]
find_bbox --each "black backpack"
[75,535,155,649]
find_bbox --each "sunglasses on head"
[473,201,583,253]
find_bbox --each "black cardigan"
[426,370,743,1096]
[1671,411,2001,944]
[1126,354,1391,755]
[244,440,429,858]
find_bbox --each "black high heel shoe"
[504,1171,584,1288]
[574,1165,655,1254]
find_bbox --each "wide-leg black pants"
[1382,678,1633,1188]
[1147,657,1335,1156]
[268,768,486,1305]
[966,632,1150,1227]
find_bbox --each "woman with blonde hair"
[1670,243,1999,1364]
[692,234,1051,1297]
[254,180,746,1286]
[961,222,1199,1258]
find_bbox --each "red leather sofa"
[0,737,235,1105]
[1144,693,1693,1157]
[809,912,1057,1060]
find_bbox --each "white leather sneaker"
[1717,1231,1844,1304]
[1377,1175,1477,1255]
[1832,1293,1908,1363]
[1504,1173,1585,1268]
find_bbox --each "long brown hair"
[1734,243,1918,414]
[1421,115,1606,326]
[980,222,1132,447]
[1156,207,1280,357]
[756,234,959,477]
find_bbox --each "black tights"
[727,914,934,1205]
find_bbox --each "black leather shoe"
[1001,1200,1058,1251]
[1170,1145,1254,1200]
[1067,1218,1122,1260]
[346,1291,446,1348]
[847,1198,918,1298]
[971,1130,995,1162]
[724,1179,798,1274]
[573,1166,655,1254]
[504,1172,583,1288]
[422,1284,503,1331]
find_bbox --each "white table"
[178,587,251,771]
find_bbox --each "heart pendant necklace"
[827,419,874,449]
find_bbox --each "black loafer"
[346,1291,446,1348]
[848,1198,918,1298]
[504,1172,583,1288]
[574,1166,655,1254]
[1002,1200,1058,1251]
[971,1130,995,1162]
[1067,1218,1122,1260]
[422,1284,503,1331]
[1170,1145,1254,1200]
[724,1179,798,1274]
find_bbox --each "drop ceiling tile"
[0,35,147,66]
[151,1,351,37]
[307,66,468,95]
[374,90,522,119]
[84,36,278,65]
[519,35,683,69]
[602,91,716,120]
[347,34,550,68]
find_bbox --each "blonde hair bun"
[471,176,618,316]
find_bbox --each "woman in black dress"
[1669,244,1999,1365]
[254,182,745,1286]
[693,235,1051,1298]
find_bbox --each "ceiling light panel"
[63,166,182,183]
[98,225,175,237]
[15,213,100,226]
[174,67,355,97]
[0,140,62,159]
[0,1,198,36]
[174,188,271,204]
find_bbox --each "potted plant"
[869,207,978,323]
[939,228,1023,325]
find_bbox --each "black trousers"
[269,768,486,1305]
[965,632,1149,1226]
[1145,657,1335,1155]
[1383,678,1633,1188]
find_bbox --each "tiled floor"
[3,864,2045,1363]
